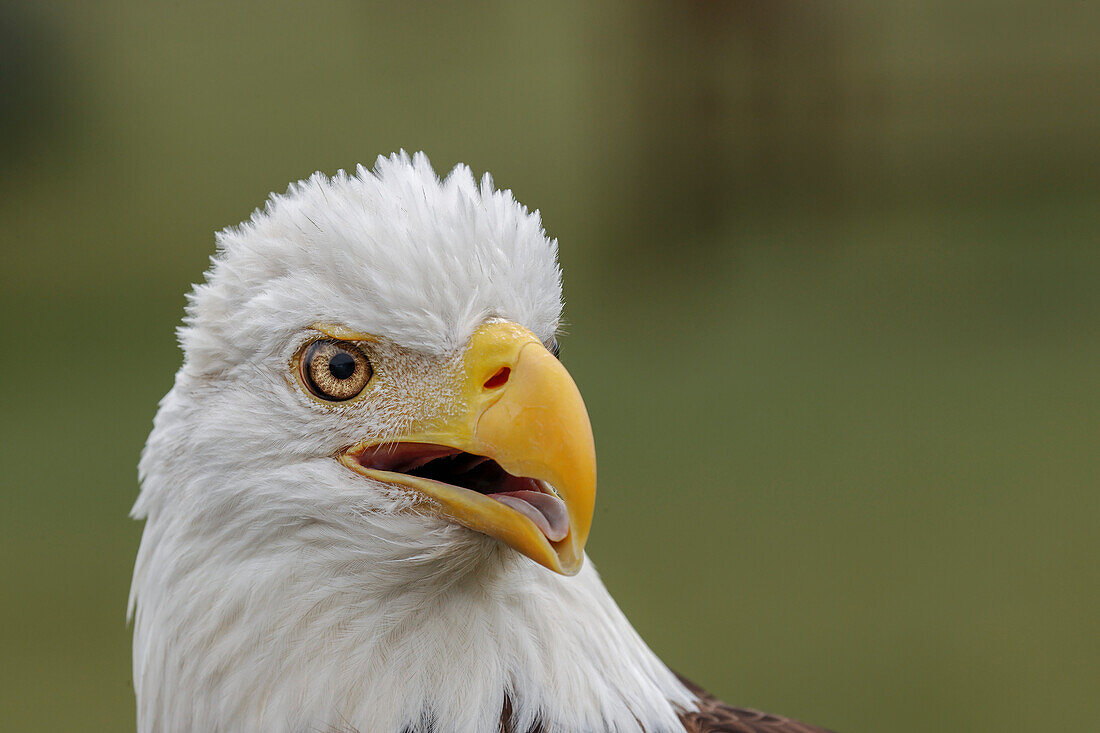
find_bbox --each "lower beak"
[339,321,596,575]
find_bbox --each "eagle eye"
[300,339,372,401]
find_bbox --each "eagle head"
[130,152,692,733]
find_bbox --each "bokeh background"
[2,2,1098,731]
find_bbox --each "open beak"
[339,321,596,575]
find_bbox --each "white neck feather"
[131,476,694,733]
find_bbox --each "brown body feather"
[493,675,834,733]
[674,674,835,733]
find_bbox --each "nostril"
[483,367,511,390]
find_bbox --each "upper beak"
[339,321,596,575]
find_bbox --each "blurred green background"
[2,2,1098,731]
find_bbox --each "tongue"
[490,490,569,542]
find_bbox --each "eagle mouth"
[348,442,570,542]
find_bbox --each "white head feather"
[130,152,694,732]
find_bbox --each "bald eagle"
[130,152,832,733]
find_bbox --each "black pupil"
[328,352,356,380]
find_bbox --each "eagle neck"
[133,523,696,733]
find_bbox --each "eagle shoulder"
[675,674,836,733]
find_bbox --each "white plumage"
[131,152,695,733]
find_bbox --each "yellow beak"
[339,321,596,575]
